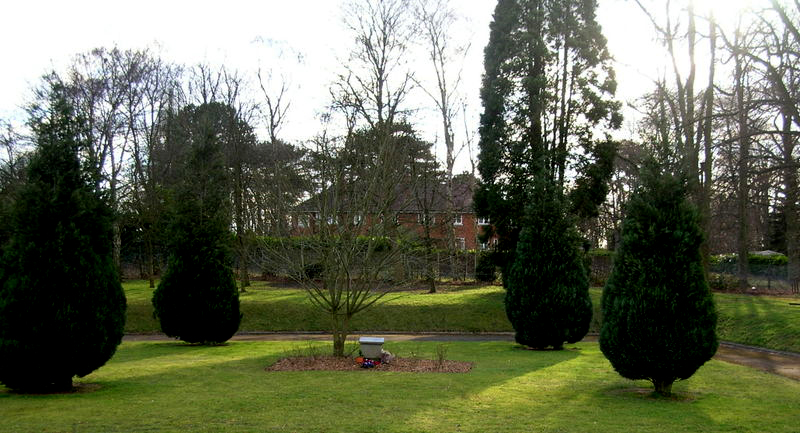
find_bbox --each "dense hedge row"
[586,250,790,285]
[585,249,789,266]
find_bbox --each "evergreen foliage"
[474,0,622,272]
[0,154,27,252]
[152,103,241,344]
[504,189,592,349]
[475,252,497,282]
[600,164,718,396]
[0,86,126,392]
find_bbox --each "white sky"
[0,0,762,172]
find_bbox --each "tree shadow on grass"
[396,343,721,432]
[0,341,747,432]
[0,340,579,432]
[105,340,215,365]
[719,294,800,352]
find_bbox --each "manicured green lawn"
[1,340,798,432]
[715,293,800,353]
[124,280,514,334]
[125,280,800,353]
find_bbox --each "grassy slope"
[1,340,798,433]
[125,281,800,353]
[125,280,514,334]
[714,293,800,353]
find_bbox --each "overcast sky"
[1,0,758,171]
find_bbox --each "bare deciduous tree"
[632,0,731,270]
[259,0,431,356]
[414,0,471,276]
[333,0,414,129]
[261,121,423,356]
[187,64,260,290]
[123,50,184,288]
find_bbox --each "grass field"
[124,280,800,353]
[124,280,515,334]
[714,293,800,353]
[1,340,798,432]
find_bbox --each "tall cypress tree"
[152,103,241,344]
[474,0,621,273]
[504,187,592,349]
[600,163,718,396]
[0,84,126,392]
[476,0,619,347]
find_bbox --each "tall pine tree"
[600,163,718,396]
[151,103,241,344]
[0,84,126,392]
[474,0,621,271]
[475,0,619,347]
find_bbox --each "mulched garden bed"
[266,356,473,373]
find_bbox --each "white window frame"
[453,214,463,226]
[477,216,490,225]
[456,237,466,250]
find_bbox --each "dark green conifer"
[504,190,592,349]
[0,85,126,392]
[600,164,718,396]
[474,0,621,272]
[151,103,241,344]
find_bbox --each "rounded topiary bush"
[151,103,241,345]
[504,195,592,350]
[0,88,126,392]
[152,233,241,344]
[600,165,717,396]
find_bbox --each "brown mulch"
[266,356,473,373]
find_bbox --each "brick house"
[291,174,495,250]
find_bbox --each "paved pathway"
[124,332,800,381]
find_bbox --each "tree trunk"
[700,13,716,271]
[238,234,250,289]
[782,113,800,288]
[425,222,437,293]
[113,220,122,280]
[652,378,674,396]
[333,332,346,357]
[735,32,751,290]
[146,235,155,289]
[440,82,458,282]
[331,314,351,357]
[446,178,457,282]
[684,3,698,199]
[234,165,250,291]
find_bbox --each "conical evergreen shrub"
[152,103,241,344]
[600,164,718,396]
[504,192,592,349]
[0,87,126,392]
